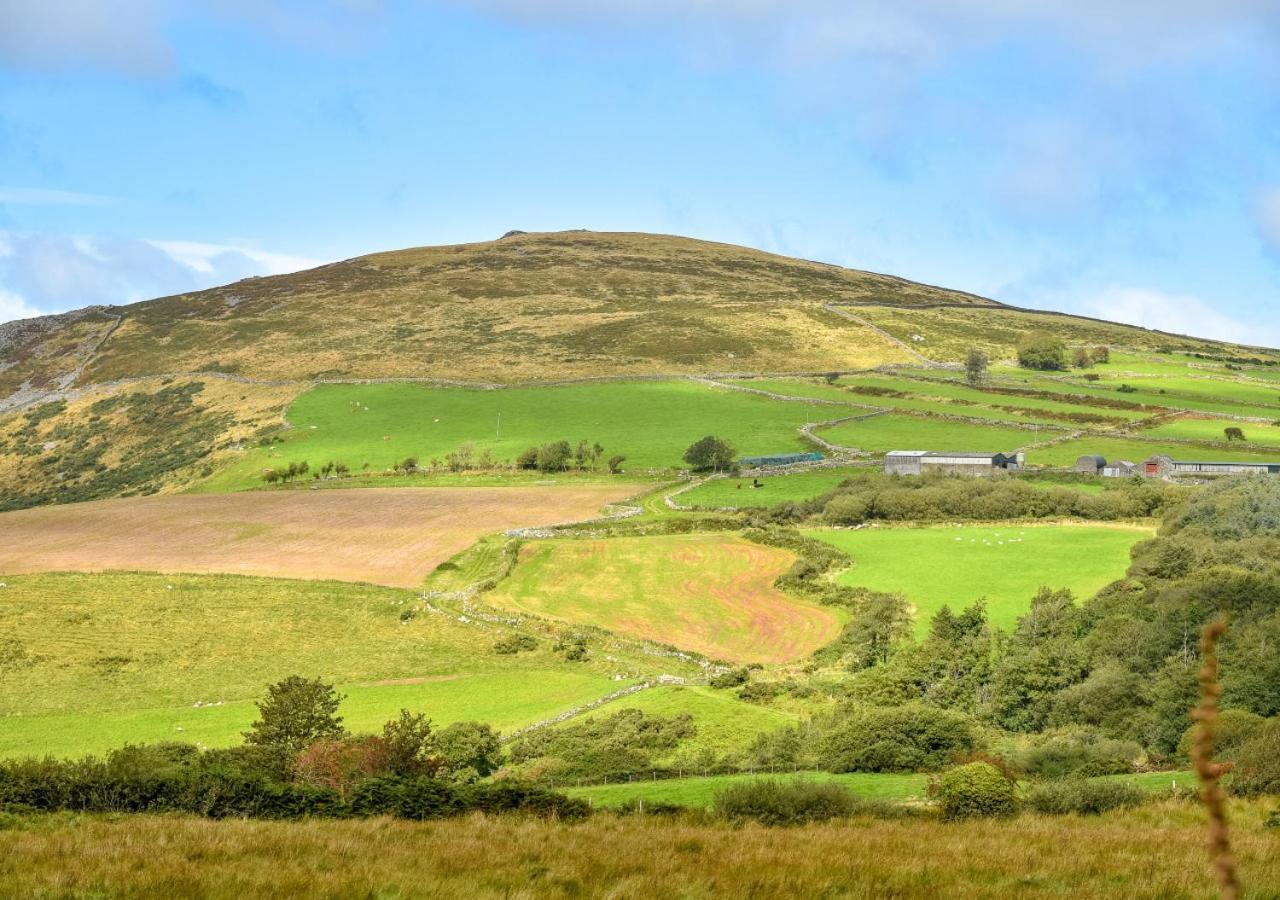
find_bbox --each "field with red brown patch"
[486,533,842,663]
[0,486,637,588]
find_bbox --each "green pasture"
[817,413,1046,455]
[1029,435,1280,468]
[199,381,834,491]
[565,769,1193,809]
[738,376,1139,426]
[679,469,859,508]
[566,771,930,808]
[592,685,802,759]
[805,523,1152,635]
[1140,416,1280,448]
[0,670,629,759]
[0,572,647,758]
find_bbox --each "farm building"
[1102,460,1139,478]
[1075,454,1107,475]
[739,451,824,468]
[1142,455,1280,478]
[884,451,1023,477]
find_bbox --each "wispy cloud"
[0,230,326,324]
[0,1,388,77]
[0,187,116,206]
[1085,286,1280,349]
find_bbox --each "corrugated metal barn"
[884,450,1023,477]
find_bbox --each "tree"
[574,439,590,470]
[1224,427,1246,442]
[431,721,502,781]
[381,709,435,776]
[591,442,605,471]
[516,446,539,469]
[536,440,572,472]
[964,348,989,387]
[683,435,736,472]
[1017,332,1068,371]
[242,675,346,772]
[1072,347,1094,369]
[1091,346,1111,364]
[607,454,626,474]
[846,592,912,667]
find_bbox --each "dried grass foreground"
[1,801,1277,899]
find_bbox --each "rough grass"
[2,801,1277,898]
[200,380,839,490]
[63,231,930,388]
[805,523,1152,634]
[0,572,648,758]
[817,413,1046,454]
[679,469,858,508]
[0,485,638,588]
[485,534,843,664]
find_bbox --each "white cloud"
[147,240,323,276]
[0,1,387,77]
[0,289,42,323]
[447,1,1280,71]
[0,231,327,325]
[1085,287,1280,349]
[1256,186,1280,254]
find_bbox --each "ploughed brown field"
[0,486,637,587]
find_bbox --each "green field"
[566,771,929,808]
[200,380,836,491]
[0,572,656,758]
[591,685,802,759]
[1029,435,1280,468]
[817,413,1046,455]
[805,524,1152,634]
[485,533,843,664]
[679,469,858,508]
[565,769,1192,809]
[1140,416,1280,448]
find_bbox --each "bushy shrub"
[1176,709,1265,761]
[936,763,1016,820]
[1025,778,1146,815]
[1228,718,1280,796]
[712,779,867,826]
[818,704,979,773]
[1018,730,1141,778]
[0,754,582,821]
[492,633,538,655]
[710,667,749,689]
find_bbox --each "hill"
[3,230,1257,408]
[3,230,1279,510]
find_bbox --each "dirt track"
[0,486,637,588]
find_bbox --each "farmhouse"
[884,450,1024,477]
[1142,455,1280,478]
[739,451,824,468]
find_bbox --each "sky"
[1,1,1279,345]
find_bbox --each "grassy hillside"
[199,380,838,489]
[0,571,693,757]
[807,523,1153,634]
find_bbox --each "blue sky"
[2,1,1279,345]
